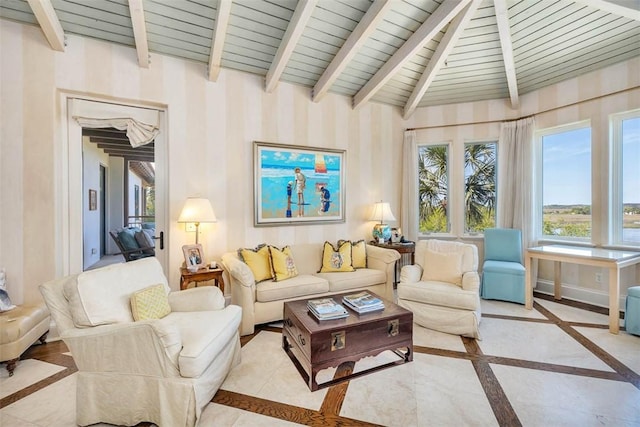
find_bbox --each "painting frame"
[182,244,205,269]
[88,189,97,211]
[254,141,346,226]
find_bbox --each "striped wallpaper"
[0,19,638,307]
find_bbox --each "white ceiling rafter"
[574,0,640,20]
[127,0,149,68]
[26,0,65,52]
[265,0,318,93]
[208,0,232,82]
[494,0,519,109]
[352,0,471,110]
[312,0,393,103]
[403,0,483,119]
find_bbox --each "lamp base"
[372,224,391,242]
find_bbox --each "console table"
[525,245,640,334]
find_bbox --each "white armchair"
[397,240,481,338]
[39,258,241,427]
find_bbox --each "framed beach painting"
[254,142,346,226]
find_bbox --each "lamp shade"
[178,198,217,224]
[369,202,396,224]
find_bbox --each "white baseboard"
[535,280,627,312]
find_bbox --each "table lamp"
[178,197,217,244]
[369,201,395,243]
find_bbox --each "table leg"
[554,261,562,300]
[525,253,533,309]
[609,266,620,334]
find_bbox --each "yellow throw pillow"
[268,246,298,282]
[319,241,355,273]
[351,240,367,269]
[130,283,171,321]
[421,249,463,286]
[238,244,273,283]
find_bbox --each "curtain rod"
[405,86,639,131]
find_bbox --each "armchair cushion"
[130,284,171,321]
[173,305,241,378]
[135,230,155,254]
[398,281,479,311]
[118,228,140,251]
[421,248,463,286]
[64,258,169,327]
[168,286,226,312]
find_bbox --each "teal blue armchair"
[480,228,526,304]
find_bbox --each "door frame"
[57,91,169,276]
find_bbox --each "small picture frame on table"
[182,244,205,270]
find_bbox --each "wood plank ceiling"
[2,0,639,118]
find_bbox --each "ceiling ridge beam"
[494,0,519,109]
[26,0,65,52]
[312,0,393,103]
[403,0,482,119]
[352,0,471,109]
[573,0,640,21]
[208,0,232,81]
[265,0,318,93]
[128,0,149,68]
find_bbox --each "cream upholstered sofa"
[397,239,481,338]
[222,243,400,336]
[39,257,241,427]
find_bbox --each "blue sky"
[543,118,639,205]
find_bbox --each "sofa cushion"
[238,244,272,283]
[351,240,367,269]
[319,241,354,273]
[268,246,299,281]
[421,248,463,286]
[130,284,171,321]
[171,305,242,378]
[398,281,479,311]
[256,275,329,302]
[318,268,385,293]
[65,257,169,327]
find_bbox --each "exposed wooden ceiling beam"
[574,0,640,20]
[352,0,470,109]
[26,0,65,52]
[312,0,392,103]
[403,0,482,119]
[208,0,232,81]
[265,0,318,93]
[128,0,149,67]
[105,152,155,162]
[96,142,154,153]
[494,0,519,109]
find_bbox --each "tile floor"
[1,297,639,426]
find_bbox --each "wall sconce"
[369,201,396,243]
[178,197,217,244]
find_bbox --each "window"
[418,143,449,233]
[612,110,640,245]
[537,123,592,240]
[464,142,497,233]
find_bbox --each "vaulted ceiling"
[2,0,639,118]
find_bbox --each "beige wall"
[0,21,404,303]
[1,19,638,308]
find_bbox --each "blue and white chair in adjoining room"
[480,228,526,304]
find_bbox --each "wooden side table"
[370,241,416,285]
[180,267,225,293]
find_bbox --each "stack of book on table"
[307,298,349,321]
[342,291,385,314]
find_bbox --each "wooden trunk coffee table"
[282,291,413,391]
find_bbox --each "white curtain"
[73,116,159,147]
[497,116,538,285]
[401,130,418,241]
